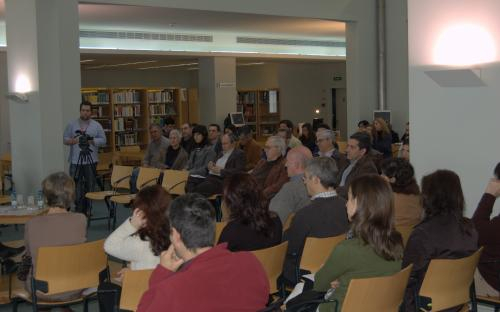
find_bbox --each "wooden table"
[0,207,48,224]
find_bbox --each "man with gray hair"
[281,157,349,285]
[315,129,340,163]
[269,146,313,223]
[250,136,289,200]
[142,124,170,168]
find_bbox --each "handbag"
[285,290,328,312]
[97,282,122,312]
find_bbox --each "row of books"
[114,118,139,131]
[113,90,142,104]
[114,105,141,117]
[149,103,177,116]
[96,119,112,131]
[238,92,257,104]
[91,106,108,118]
[82,92,110,105]
[148,90,174,103]
[115,133,139,146]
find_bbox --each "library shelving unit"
[81,87,192,153]
[237,89,280,139]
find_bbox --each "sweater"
[251,157,289,200]
[218,216,282,251]
[142,136,169,168]
[186,144,217,177]
[104,219,160,270]
[314,238,402,312]
[137,243,269,312]
[472,193,500,291]
[282,196,349,283]
[269,174,311,224]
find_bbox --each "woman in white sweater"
[104,185,171,270]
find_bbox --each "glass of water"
[17,194,25,209]
[27,195,35,210]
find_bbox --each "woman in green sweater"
[314,174,404,311]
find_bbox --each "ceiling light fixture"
[237,62,265,66]
[80,59,95,63]
[86,60,158,69]
[138,62,198,70]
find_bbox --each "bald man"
[269,146,313,223]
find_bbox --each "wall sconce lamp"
[6,92,29,103]
[6,74,32,102]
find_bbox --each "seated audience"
[381,158,422,227]
[142,124,170,168]
[269,146,313,223]
[163,129,188,170]
[357,120,370,133]
[104,185,170,270]
[251,136,289,200]
[388,122,400,143]
[224,124,237,135]
[277,128,293,156]
[299,122,317,154]
[336,132,378,199]
[208,123,222,155]
[401,122,410,144]
[162,117,176,137]
[218,173,282,251]
[180,123,195,155]
[238,125,262,171]
[313,175,403,312]
[472,163,500,297]
[22,172,87,301]
[279,119,302,148]
[371,118,393,158]
[399,142,410,160]
[137,194,269,311]
[191,133,246,196]
[316,123,331,132]
[314,129,340,163]
[402,170,478,311]
[282,157,349,285]
[185,125,217,192]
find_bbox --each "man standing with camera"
[63,101,106,214]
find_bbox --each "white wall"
[409,0,500,225]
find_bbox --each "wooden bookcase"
[81,87,192,152]
[237,89,280,138]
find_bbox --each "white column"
[198,57,237,126]
[5,0,81,194]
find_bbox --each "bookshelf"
[237,89,280,138]
[81,87,192,153]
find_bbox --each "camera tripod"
[72,145,101,215]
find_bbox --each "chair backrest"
[215,221,227,244]
[300,234,346,273]
[110,165,134,190]
[161,169,189,195]
[96,152,114,171]
[252,241,288,294]
[120,145,141,152]
[395,225,414,247]
[136,167,162,190]
[342,264,413,312]
[34,240,108,295]
[119,269,153,312]
[283,212,295,233]
[418,247,483,311]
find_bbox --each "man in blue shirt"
[63,101,106,214]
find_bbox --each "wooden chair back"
[161,169,189,195]
[252,241,288,294]
[119,269,153,312]
[120,145,141,153]
[34,240,107,295]
[395,225,414,247]
[283,212,295,233]
[337,141,347,154]
[136,167,162,190]
[220,200,231,222]
[96,152,114,171]
[419,247,483,311]
[215,221,227,244]
[342,264,413,312]
[300,234,346,274]
[110,165,134,190]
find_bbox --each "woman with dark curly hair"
[218,173,282,251]
[381,158,422,227]
[402,170,478,311]
[299,123,317,154]
[104,185,171,270]
[185,124,217,192]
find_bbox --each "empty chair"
[120,269,154,312]
[110,167,161,206]
[252,241,288,294]
[11,240,109,312]
[161,169,189,196]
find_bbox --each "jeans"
[70,163,97,215]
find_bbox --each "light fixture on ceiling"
[138,62,198,70]
[86,60,158,69]
[80,59,95,63]
[237,62,265,66]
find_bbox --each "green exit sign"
[333,76,342,81]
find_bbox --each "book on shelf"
[115,133,138,146]
[82,92,110,105]
[114,105,140,117]
[113,90,142,104]
[114,118,139,131]
[91,106,106,118]
[148,90,174,103]
[180,88,187,102]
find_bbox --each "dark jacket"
[251,157,289,200]
[282,196,349,284]
[336,154,378,199]
[218,148,246,179]
[402,214,478,311]
[372,132,393,158]
[472,193,500,291]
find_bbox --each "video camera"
[74,130,94,150]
